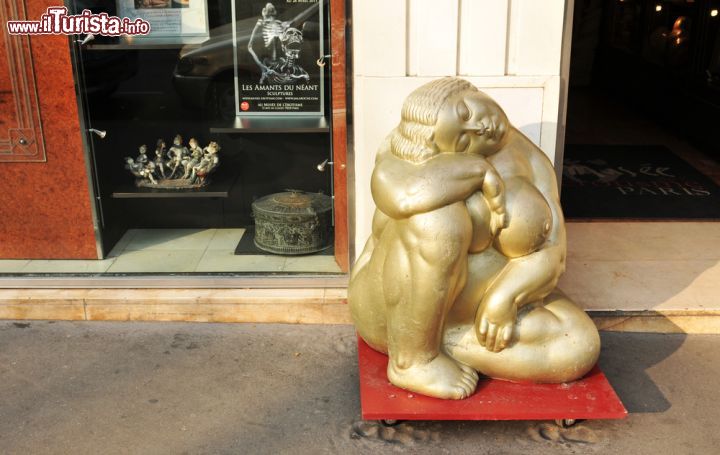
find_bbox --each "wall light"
[656,4,663,12]
[711,9,719,17]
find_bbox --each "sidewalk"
[0,321,718,454]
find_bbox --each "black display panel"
[233,0,324,115]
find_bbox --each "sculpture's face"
[174,136,182,146]
[282,28,303,57]
[433,90,509,156]
[263,3,277,18]
[206,142,219,154]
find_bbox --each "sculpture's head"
[189,138,199,148]
[173,135,182,146]
[392,78,510,163]
[282,28,303,58]
[139,144,147,154]
[262,3,277,19]
[205,141,220,155]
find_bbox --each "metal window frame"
[1,0,356,290]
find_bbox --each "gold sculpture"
[349,78,600,400]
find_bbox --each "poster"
[233,0,324,116]
[116,0,209,38]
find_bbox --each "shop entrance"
[561,0,720,220]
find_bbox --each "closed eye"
[456,100,471,121]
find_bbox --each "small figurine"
[167,135,189,179]
[136,145,149,165]
[168,134,188,160]
[125,156,143,177]
[125,157,157,185]
[153,139,167,179]
[188,137,203,158]
[140,161,157,184]
[192,141,220,184]
[182,138,203,179]
[156,138,167,156]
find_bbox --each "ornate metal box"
[252,191,333,255]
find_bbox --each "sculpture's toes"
[457,361,479,378]
[459,373,479,399]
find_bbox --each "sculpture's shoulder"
[488,133,533,179]
[489,129,554,183]
[374,129,396,165]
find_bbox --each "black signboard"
[233,0,324,116]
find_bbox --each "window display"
[0,0,343,276]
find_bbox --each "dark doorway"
[562,0,720,220]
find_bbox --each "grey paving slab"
[0,321,718,454]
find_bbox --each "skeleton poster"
[233,0,324,115]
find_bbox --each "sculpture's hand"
[482,169,508,235]
[474,245,564,353]
[476,290,517,353]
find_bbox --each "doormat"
[560,144,720,219]
[234,226,334,256]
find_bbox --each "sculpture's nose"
[468,123,489,135]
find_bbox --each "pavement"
[0,321,718,454]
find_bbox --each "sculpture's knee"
[544,310,600,382]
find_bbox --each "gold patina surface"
[348,77,600,400]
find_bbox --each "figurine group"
[125,135,220,189]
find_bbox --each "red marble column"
[330,0,349,272]
[0,0,97,259]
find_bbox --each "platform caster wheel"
[380,419,400,427]
[555,418,577,428]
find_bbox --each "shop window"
[0,0,348,277]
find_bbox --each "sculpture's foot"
[387,352,479,400]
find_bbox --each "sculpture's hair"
[390,78,478,163]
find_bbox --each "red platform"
[358,338,627,421]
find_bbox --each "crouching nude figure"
[348,78,600,400]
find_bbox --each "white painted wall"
[351,0,569,258]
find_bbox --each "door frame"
[330,0,351,273]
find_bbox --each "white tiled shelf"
[0,229,342,274]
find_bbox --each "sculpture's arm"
[371,152,493,219]
[475,148,567,352]
[248,20,269,71]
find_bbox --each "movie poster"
[116,0,209,38]
[233,0,324,116]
